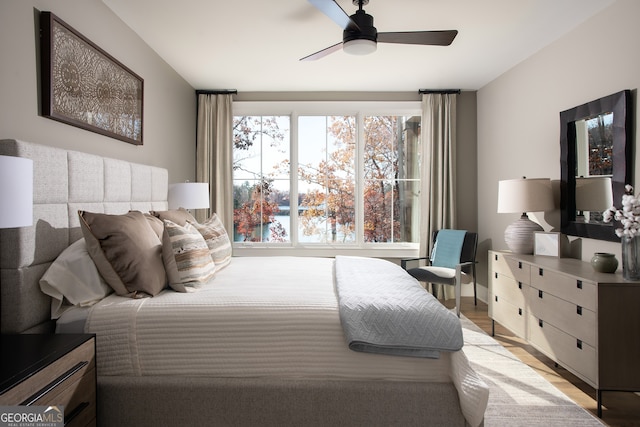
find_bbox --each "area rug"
[460,314,605,426]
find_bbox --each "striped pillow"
[190,214,232,272]
[161,220,216,292]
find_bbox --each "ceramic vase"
[590,252,618,273]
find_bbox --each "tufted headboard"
[0,139,169,333]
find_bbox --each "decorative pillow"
[150,208,197,226]
[39,238,112,319]
[143,212,164,239]
[161,220,216,292]
[190,213,232,271]
[79,210,167,297]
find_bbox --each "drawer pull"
[518,261,523,269]
[538,290,543,299]
[539,319,543,328]
[495,295,498,302]
[20,361,89,406]
[577,339,583,350]
[577,306,582,315]
[495,272,498,279]
[495,254,499,261]
[577,280,583,289]
[538,268,544,276]
[518,282,522,289]
[518,308,522,316]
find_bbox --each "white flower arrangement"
[603,184,640,237]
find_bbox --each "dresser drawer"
[491,293,526,338]
[31,366,96,427]
[491,272,528,308]
[530,267,596,311]
[490,252,530,283]
[529,314,597,386]
[528,286,596,346]
[527,313,557,358]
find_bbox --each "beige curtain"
[419,93,458,299]
[195,93,233,233]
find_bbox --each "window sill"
[231,245,420,259]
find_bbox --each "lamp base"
[504,214,543,254]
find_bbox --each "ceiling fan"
[301,0,458,61]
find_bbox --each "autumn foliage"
[232,114,420,243]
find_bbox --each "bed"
[0,139,488,426]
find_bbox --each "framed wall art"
[534,231,567,257]
[40,11,143,145]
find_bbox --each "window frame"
[232,101,421,259]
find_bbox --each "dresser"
[488,250,640,417]
[0,334,96,426]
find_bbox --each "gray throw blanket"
[334,256,463,358]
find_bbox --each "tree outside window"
[232,115,289,242]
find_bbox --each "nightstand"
[0,334,96,426]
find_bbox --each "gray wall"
[0,0,196,183]
[477,0,640,300]
[456,91,478,233]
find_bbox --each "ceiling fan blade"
[307,0,358,31]
[300,41,343,61]
[378,30,458,46]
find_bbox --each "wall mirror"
[560,89,633,241]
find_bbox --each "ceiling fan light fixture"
[343,39,377,55]
[301,0,458,61]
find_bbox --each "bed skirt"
[97,376,469,427]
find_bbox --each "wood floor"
[450,297,640,427]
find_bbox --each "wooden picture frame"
[40,11,143,145]
[534,231,563,257]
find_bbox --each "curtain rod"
[196,89,238,95]
[418,89,461,94]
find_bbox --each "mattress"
[84,256,488,425]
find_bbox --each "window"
[362,115,421,243]
[297,115,356,244]
[232,101,421,256]
[232,115,290,243]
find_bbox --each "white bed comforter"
[86,256,488,426]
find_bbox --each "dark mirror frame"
[560,89,633,241]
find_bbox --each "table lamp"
[575,176,613,221]
[497,177,554,254]
[0,155,33,228]
[168,182,210,211]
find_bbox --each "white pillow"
[39,238,112,319]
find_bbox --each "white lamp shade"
[168,182,210,210]
[575,176,613,212]
[497,178,554,214]
[343,39,377,55]
[0,155,33,228]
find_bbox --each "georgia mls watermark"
[0,406,64,427]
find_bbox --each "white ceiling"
[101,0,614,92]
